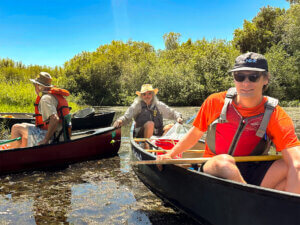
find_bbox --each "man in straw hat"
[113,84,183,140]
[9,72,71,149]
[157,52,300,194]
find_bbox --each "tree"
[163,32,181,50]
[63,40,156,106]
[233,6,285,54]
[286,0,300,4]
[265,44,300,101]
[279,5,300,55]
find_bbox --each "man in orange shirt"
[158,52,300,194]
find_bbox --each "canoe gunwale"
[0,126,116,154]
[0,111,115,130]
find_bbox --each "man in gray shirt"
[113,84,183,138]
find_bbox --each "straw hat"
[29,72,53,87]
[136,84,158,96]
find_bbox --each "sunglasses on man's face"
[233,73,262,82]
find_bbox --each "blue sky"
[0,0,290,67]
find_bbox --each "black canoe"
[130,123,300,225]
[0,110,115,131]
[0,126,121,175]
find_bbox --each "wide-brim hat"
[30,72,53,87]
[136,84,158,96]
[229,52,268,72]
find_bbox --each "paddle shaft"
[146,149,205,153]
[186,114,196,124]
[133,155,282,165]
[0,137,21,145]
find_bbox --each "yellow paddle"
[132,155,282,165]
[146,149,205,154]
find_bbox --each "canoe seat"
[53,114,72,143]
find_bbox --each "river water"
[0,106,299,225]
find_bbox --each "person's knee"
[11,124,22,134]
[207,154,236,177]
[11,123,20,131]
[11,123,28,137]
[144,121,154,129]
[291,160,300,172]
[214,155,235,169]
[12,123,28,130]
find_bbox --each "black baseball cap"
[229,52,268,72]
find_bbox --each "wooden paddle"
[132,155,282,165]
[146,149,205,154]
[0,137,21,145]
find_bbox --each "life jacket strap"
[218,87,236,123]
[256,96,278,137]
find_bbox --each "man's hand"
[113,119,123,128]
[177,117,183,124]
[156,152,173,160]
[38,139,49,145]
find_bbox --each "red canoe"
[0,126,121,175]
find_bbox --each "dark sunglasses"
[233,73,262,82]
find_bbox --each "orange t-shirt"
[193,91,300,157]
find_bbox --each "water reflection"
[0,143,197,224]
[0,106,298,224]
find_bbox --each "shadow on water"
[0,106,298,224]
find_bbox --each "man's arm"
[157,126,205,160]
[157,101,182,123]
[38,114,59,145]
[282,146,300,193]
[114,102,140,127]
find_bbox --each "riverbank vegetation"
[0,3,299,112]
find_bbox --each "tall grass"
[0,81,35,112]
[0,81,83,113]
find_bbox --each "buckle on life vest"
[225,87,237,99]
[256,130,265,138]
[218,118,228,123]
[265,104,275,110]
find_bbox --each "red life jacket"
[206,88,278,156]
[34,87,70,130]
